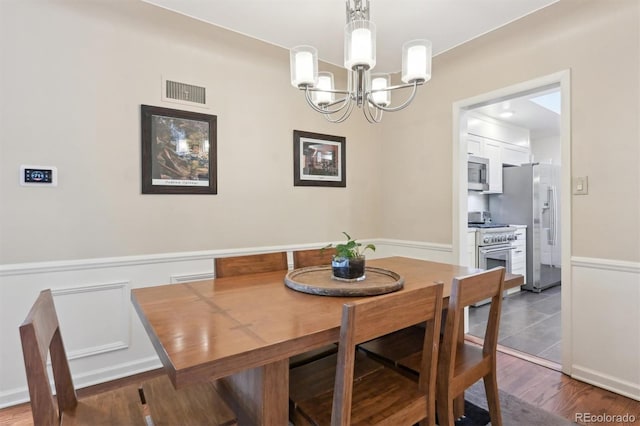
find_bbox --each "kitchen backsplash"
[468,191,489,213]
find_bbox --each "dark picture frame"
[293,130,346,187]
[141,105,217,194]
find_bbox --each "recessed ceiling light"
[499,110,515,118]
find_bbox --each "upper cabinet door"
[467,134,502,193]
[482,139,502,193]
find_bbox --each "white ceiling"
[471,87,561,139]
[141,0,559,74]
[141,0,562,136]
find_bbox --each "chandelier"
[289,0,432,123]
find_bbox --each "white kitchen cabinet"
[467,134,503,193]
[466,112,531,191]
[483,139,502,193]
[510,225,527,294]
[502,143,531,166]
[467,137,481,156]
[467,229,477,268]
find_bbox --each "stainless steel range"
[468,211,517,273]
[476,226,517,248]
[472,226,517,306]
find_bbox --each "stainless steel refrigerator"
[490,163,561,292]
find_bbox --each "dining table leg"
[219,359,289,425]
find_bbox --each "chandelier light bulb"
[313,72,335,106]
[402,39,432,84]
[344,20,376,70]
[370,74,390,106]
[290,46,318,88]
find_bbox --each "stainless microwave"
[468,155,489,191]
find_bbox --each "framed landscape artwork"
[141,105,217,194]
[293,130,346,187]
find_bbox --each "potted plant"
[324,232,376,281]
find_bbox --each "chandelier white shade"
[370,73,390,106]
[344,20,376,70]
[313,72,335,106]
[289,0,432,123]
[290,45,318,88]
[402,39,432,83]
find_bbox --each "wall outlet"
[573,176,588,195]
[20,165,58,187]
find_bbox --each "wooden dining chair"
[289,283,443,426]
[436,267,505,426]
[214,251,288,278]
[289,247,340,368]
[357,323,427,373]
[292,247,337,269]
[19,289,237,426]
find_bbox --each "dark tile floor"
[468,285,562,363]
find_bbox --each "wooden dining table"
[131,256,523,425]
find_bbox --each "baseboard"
[572,365,640,402]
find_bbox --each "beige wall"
[0,0,380,264]
[1,0,639,265]
[379,0,640,262]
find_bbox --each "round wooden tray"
[284,266,404,297]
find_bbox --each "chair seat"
[295,367,428,426]
[289,351,384,409]
[61,385,146,426]
[358,325,425,369]
[142,376,237,426]
[289,344,339,368]
[398,342,488,377]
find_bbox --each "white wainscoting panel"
[373,239,453,263]
[2,244,638,407]
[171,272,215,284]
[571,257,640,401]
[51,282,130,360]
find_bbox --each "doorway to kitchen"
[452,71,571,373]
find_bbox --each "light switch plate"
[573,176,588,195]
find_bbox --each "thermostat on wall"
[20,165,58,186]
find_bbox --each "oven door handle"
[480,246,516,254]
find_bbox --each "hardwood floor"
[2,357,639,425]
[494,351,639,425]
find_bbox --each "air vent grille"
[165,80,206,105]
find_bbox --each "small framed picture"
[141,105,217,194]
[293,130,346,187]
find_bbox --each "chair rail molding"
[2,245,638,407]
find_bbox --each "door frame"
[451,70,572,374]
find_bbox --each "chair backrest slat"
[214,252,288,278]
[440,267,505,382]
[292,248,336,269]
[331,284,443,425]
[20,289,78,426]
